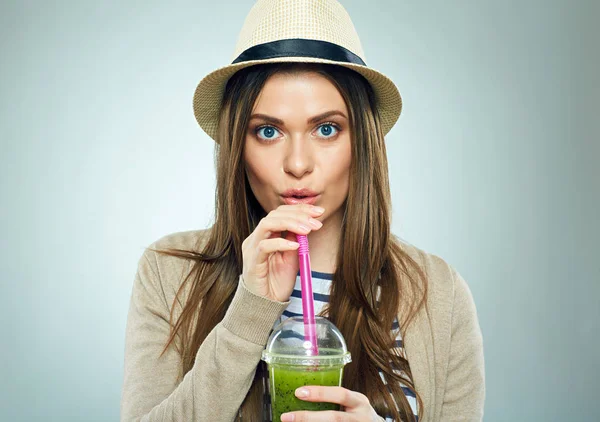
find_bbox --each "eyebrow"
[249,110,348,125]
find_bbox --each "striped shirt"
[266,271,418,421]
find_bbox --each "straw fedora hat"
[192,0,402,142]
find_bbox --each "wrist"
[221,275,290,345]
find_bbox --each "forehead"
[252,71,347,115]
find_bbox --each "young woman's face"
[243,71,352,225]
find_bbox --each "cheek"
[332,144,351,188]
[244,150,276,194]
[322,144,351,206]
[246,160,266,184]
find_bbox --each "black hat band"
[232,38,366,66]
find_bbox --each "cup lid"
[262,316,352,366]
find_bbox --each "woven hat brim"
[193,56,402,142]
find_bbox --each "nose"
[283,134,314,178]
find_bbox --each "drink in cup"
[262,316,352,421]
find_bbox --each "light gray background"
[1,0,598,421]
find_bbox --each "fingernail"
[287,241,299,248]
[298,224,311,232]
[295,388,309,398]
[308,218,322,229]
[280,413,294,422]
[312,206,325,214]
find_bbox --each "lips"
[282,195,320,205]
[282,188,319,198]
[281,188,320,206]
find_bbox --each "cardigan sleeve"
[120,248,289,421]
[439,268,486,421]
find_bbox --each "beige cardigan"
[120,229,485,421]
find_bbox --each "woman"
[121,0,485,421]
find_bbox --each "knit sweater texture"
[120,229,485,421]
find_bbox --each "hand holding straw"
[296,234,319,355]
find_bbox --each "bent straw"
[296,234,319,355]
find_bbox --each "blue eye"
[316,123,338,138]
[256,126,281,140]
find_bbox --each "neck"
[305,212,342,274]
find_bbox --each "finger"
[281,410,352,422]
[257,216,322,240]
[267,205,325,228]
[256,217,310,240]
[295,386,369,409]
[268,208,325,229]
[273,204,325,217]
[255,237,299,263]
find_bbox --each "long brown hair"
[151,63,428,421]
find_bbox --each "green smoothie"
[268,364,343,421]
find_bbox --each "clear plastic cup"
[262,316,352,421]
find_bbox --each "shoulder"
[147,228,212,252]
[396,237,461,303]
[394,236,478,351]
[137,228,213,310]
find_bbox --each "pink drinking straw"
[296,234,319,355]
